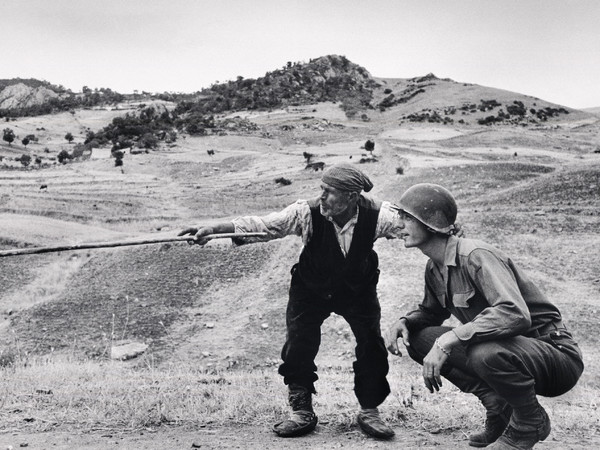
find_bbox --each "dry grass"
[0,354,597,443]
[0,255,87,314]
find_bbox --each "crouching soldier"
[385,183,584,449]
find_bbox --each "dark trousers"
[407,326,584,412]
[278,275,390,409]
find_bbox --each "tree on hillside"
[19,154,31,167]
[65,132,74,143]
[22,137,30,148]
[113,149,124,167]
[57,149,72,164]
[3,128,15,146]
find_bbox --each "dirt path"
[2,425,596,450]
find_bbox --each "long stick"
[0,232,268,257]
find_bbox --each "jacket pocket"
[452,291,474,308]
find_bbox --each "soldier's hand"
[385,319,410,357]
[423,331,460,392]
[422,346,447,393]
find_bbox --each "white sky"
[1,0,599,109]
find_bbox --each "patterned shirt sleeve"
[375,201,405,240]
[231,199,312,244]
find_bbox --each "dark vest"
[295,195,381,295]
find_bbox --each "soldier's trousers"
[406,325,584,412]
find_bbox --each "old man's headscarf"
[321,163,373,193]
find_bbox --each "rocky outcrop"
[0,83,63,110]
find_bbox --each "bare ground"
[1,104,599,449]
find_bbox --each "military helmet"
[396,183,457,234]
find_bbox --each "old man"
[179,163,402,440]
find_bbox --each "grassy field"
[0,100,599,448]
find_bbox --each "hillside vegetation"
[0,56,599,448]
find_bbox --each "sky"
[1,0,599,109]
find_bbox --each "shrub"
[506,101,526,116]
[2,128,15,146]
[359,156,378,164]
[478,99,501,111]
[138,132,158,149]
[275,177,292,186]
[396,166,405,175]
[19,154,31,167]
[57,149,72,164]
[477,115,504,126]
[113,148,125,166]
[378,94,395,109]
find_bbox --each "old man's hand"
[177,226,214,246]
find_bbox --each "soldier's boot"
[469,402,513,447]
[487,404,551,450]
[438,367,511,448]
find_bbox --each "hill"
[2,54,595,172]
[1,54,590,123]
[0,56,599,448]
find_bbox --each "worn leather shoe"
[469,403,513,447]
[357,408,395,440]
[487,406,551,449]
[272,410,318,437]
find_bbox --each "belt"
[529,320,567,338]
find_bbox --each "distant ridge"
[582,106,600,114]
[0,78,68,92]
[0,55,589,125]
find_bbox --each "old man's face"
[319,183,353,219]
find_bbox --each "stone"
[110,342,148,361]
